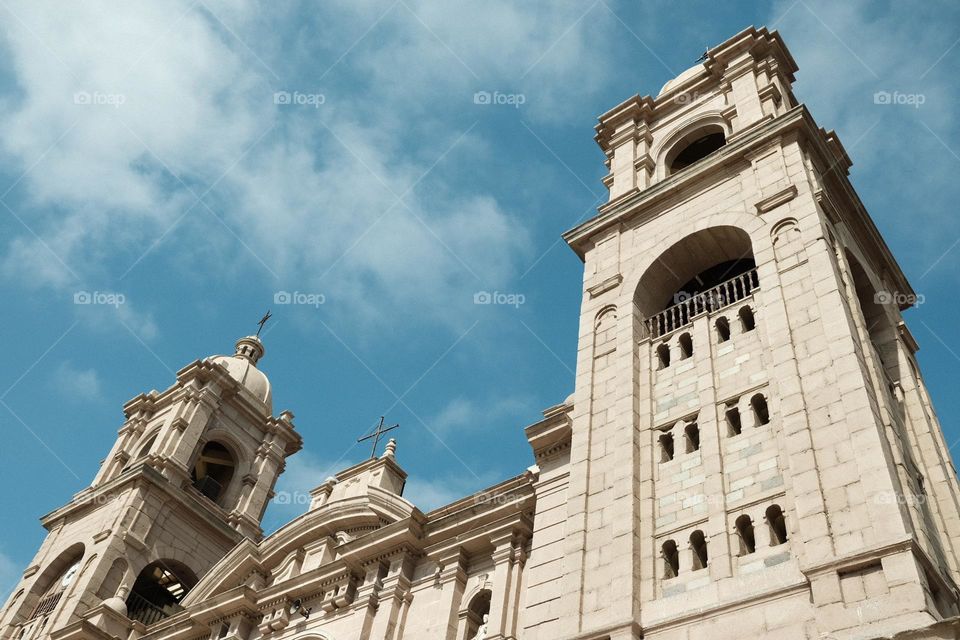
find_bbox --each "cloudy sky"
[0,0,958,597]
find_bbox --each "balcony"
[646,267,759,339]
[126,590,183,626]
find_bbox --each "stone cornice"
[565,104,915,303]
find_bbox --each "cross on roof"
[357,416,399,459]
[256,310,272,337]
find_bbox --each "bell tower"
[0,335,301,640]
[551,26,960,640]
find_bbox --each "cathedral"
[4,26,960,640]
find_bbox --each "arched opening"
[464,589,491,639]
[684,422,700,453]
[27,545,84,621]
[738,306,756,332]
[725,402,742,437]
[191,441,236,506]
[735,515,756,555]
[844,250,900,380]
[656,343,671,369]
[661,540,679,578]
[658,431,675,463]
[690,530,708,570]
[125,560,197,626]
[715,317,731,343]
[667,126,726,175]
[766,505,788,545]
[751,394,770,426]
[678,333,693,359]
[636,227,757,338]
[136,435,157,459]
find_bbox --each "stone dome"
[658,63,705,97]
[207,336,272,412]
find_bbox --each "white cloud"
[51,361,103,401]
[0,0,620,332]
[428,394,532,434]
[403,469,501,513]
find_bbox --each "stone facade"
[3,25,960,640]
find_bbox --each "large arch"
[18,543,85,624]
[125,559,198,626]
[654,114,730,180]
[635,226,756,337]
[844,249,900,381]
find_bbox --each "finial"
[383,438,397,459]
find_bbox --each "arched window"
[28,549,83,620]
[725,402,742,437]
[844,250,900,378]
[715,317,731,343]
[125,560,197,626]
[657,343,671,369]
[667,127,727,175]
[136,435,157,459]
[678,333,693,359]
[766,505,788,545]
[690,530,708,570]
[636,226,756,338]
[751,394,770,426]
[661,540,679,578]
[464,589,491,639]
[739,306,755,332]
[735,515,756,555]
[684,422,700,453]
[658,431,675,462]
[191,441,236,506]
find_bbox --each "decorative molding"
[587,274,623,298]
[754,184,797,214]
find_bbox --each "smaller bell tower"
[0,335,302,640]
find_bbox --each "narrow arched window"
[191,441,236,506]
[735,515,756,555]
[766,505,788,545]
[690,530,708,570]
[679,333,693,359]
[751,394,770,426]
[684,422,700,453]
[716,317,730,343]
[662,540,679,578]
[725,403,742,436]
[668,130,726,174]
[739,306,756,332]
[659,431,675,462]
[657,343,671,369]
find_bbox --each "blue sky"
[1,0,959,598]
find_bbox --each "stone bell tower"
[0,335,301,640]
[549,26,960,640]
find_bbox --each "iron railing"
[29,591,62,620]
[646,267,759,338]
[126,591,181,626]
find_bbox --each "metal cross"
[357,416,399,459]
[256,310,272,337]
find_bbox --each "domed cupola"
[207,335,272,412]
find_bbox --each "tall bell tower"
[0,335,301,640]
[553,26,960,640]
